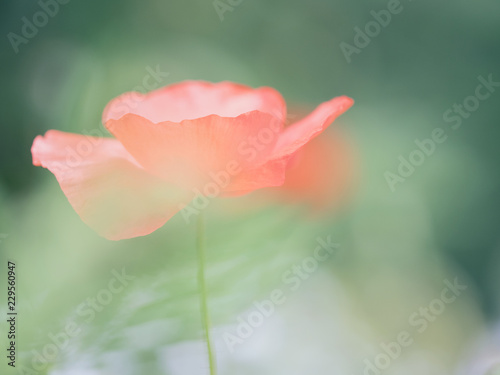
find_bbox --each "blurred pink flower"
[31,81,353,240]
[269,125,356,211]
[218,107,357,216]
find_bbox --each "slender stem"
[196,211,217,375]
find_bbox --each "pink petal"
[31,130,188,240]
[222,157,289,196]
[271,96,354,159]
[105,111,283,191]
[102,81,286,124]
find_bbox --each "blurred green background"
[1,0,500,374]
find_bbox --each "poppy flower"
[31,81,353,240]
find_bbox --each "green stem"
[196,211,217,375]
